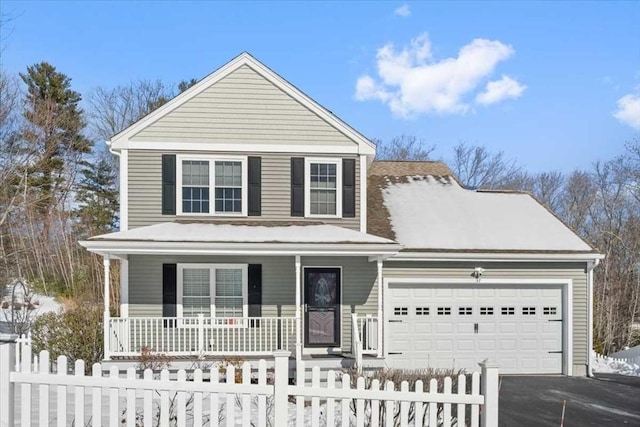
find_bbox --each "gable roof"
[108,52,375,155]
[368,160,599,257]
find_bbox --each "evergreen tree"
[20,62,92,213]
[74,156,119,235]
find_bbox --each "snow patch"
[591,351,640,376]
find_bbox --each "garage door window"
[522,307,536,315]
[437,307,451,315]
[394,307,408,315]
[458,307,473,315]
[416,307,429,315]
[543,307,557,315]
[501,307,515,315]
[480,307,494,315]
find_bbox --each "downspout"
[587,258,600,377]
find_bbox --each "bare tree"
[374,135,435,161]
[450,142,523,189]
[88,79,174,141]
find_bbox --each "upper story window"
[177,156,247,216]
[305,158,342,218]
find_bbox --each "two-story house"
[81,53,602,376]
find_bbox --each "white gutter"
[388,252,605,263]
[106,140,120,157]
[587,258,601,377]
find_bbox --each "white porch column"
[377,258,383,358]
[295,255,302,362]
[103,256,111,360]
[120,256,129,317]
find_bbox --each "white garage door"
[386,284,563,374]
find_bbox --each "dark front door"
[304,268,341,347]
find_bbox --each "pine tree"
[20,62,92,214]
[74,156,119,235]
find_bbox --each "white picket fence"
[594,351,640,366]
[0,335,499,427]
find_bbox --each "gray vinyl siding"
[383,261,589,373]
[128,255,378,353]
[130,65,356,147]
[128,150,360,230]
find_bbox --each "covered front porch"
[80,222,400,366]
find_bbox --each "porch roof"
[79,221,401,257]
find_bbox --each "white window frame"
[304,157,342,218]
[176,155,248,217]
[176,263,249,326]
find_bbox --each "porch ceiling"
[79,221,401,258]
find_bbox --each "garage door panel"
[387,283,563,374]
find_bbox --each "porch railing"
[351,313,380,370]
[107,315,297,357]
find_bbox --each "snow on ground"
[591,351,640,376]
[0,282,62,333]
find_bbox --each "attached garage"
[367,161,603,376]
[385,281,569,374]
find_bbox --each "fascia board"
[387,251,605,263]
[79,240,401,257]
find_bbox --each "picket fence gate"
[0,335,499,427]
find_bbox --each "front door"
[304,268,341,347]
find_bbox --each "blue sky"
[1,1,639,172]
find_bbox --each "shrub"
[31,306,103,371]
[137,346,173,371]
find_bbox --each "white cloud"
[354,33,522,117]
[476,75,527,105]
[394,4,411,17]
[613,93,640,130]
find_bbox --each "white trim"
[176,154,248,217]
[109,53,375,156]
[302,266,343,354]
[586,259,599,377]
[360,155,367,233]
[376,259,383,358]
[304,157,342,219]
[115,141,361,154]
[176,263,249,320]
[387,252,604,263]
[80,240,401,257]
[382,277,574,376]
[119,256,129,318]
[119,150,128,231]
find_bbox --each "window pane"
[309,162,337,215]
[215,268,243,317]
[214,161,242,213]
[182,268,210,317]
[182,161,209,186]
[182,161,210,213]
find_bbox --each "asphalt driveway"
[499,374,640,426]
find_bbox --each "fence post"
[273,350,291,427]
[197,313,205,353]
[479,359,500,427]
[0,334,18,427]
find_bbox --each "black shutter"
[291,157,305,217]
[248,157,262,216]
[342,158,356,217]
[162,264,177,327]
[161,155,176,215]
[248,265,262,327]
